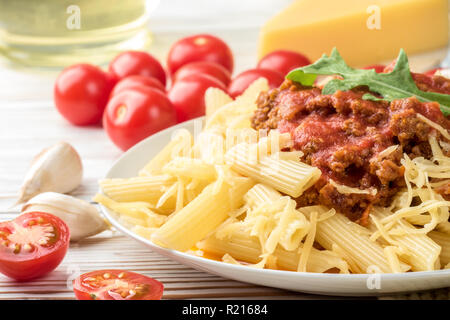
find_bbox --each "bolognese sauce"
[251,74,450,225]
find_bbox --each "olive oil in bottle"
[0,0,156,67]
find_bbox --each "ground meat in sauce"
[251,75,450,224]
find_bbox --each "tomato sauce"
[252,78,450,223]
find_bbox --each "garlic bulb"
[17,142,83,204]
[22,192,108,241]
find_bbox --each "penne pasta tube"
[132,226,158,240]
[225,143,321,197]
[93,193,168,228]
[300,206,410,273]
[244,183,282,210]
[428,231,450,266]
[99,175,176,204]
[197,227,349,273]
[204,87,233,119]
[139,129,193,176]
[151,175,254,252]
[371,208,441,271]
[162,157,217,181]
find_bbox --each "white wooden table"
[0,0,448,300]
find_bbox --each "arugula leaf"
[286,48,450,116]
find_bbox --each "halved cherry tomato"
[110,75,166,97]
[257,50,311,76]
[362,64,386,73]
[73,270,164,300]
[168,73,227,123]
[103,87,177,151]
[54,64,115,126]
[167,34,234,76]
[228,68,284,98]
[173,61,231,87]
[0,212,70,281]
[109,51,166,86]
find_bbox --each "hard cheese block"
[258,0,448,67]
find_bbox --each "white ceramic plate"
[99,118,450,296]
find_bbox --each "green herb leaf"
[286,48,450,116]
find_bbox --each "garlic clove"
[22,192,108,242]
[17,142,83,204]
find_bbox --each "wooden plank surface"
[0,0,449,300]
[0,212,343,300]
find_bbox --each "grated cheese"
[329,179,377,196]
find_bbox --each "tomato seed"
[118,272,125,278]
[103,273,111,279]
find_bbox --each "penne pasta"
[244,183,282,210]
[150,174,254,252]
[93,193,168,228]
[204,87,233,119]
[225,142,321,197]
[428,231,450,266]
[139,129,193,176]
[300,206,410,273]
[371,208,441,271]
[198,226,349,273]
[100,175,176,204]
[162,157,217,181]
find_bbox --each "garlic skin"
[18,142,83,204]
[22,192,108,241]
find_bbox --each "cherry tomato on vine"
[109,51,166,86]
[0,212,70,281]
[167,34,234,76]
[257,50,311,76]
[228,68,284,98]
[73,269,164,300]
[54,64,114,126]
[110,75,166,97]
[168,74,227,123]
[173,61,231,87]
[103,87,177,151]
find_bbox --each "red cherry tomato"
[362,64,386,73]
[228,68,284,98]
[73,270,164,300]
[167,34,234,76]
[54,64,114,126]
[110,75,166,97]
[168,74,227,123]
[109,51,166,86]
[103,87,177,151]
[257,50,311,76]
[173,61,231,87]
[424,67,442,77]
[0,212,70,281]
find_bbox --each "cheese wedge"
[258,0,448,67]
